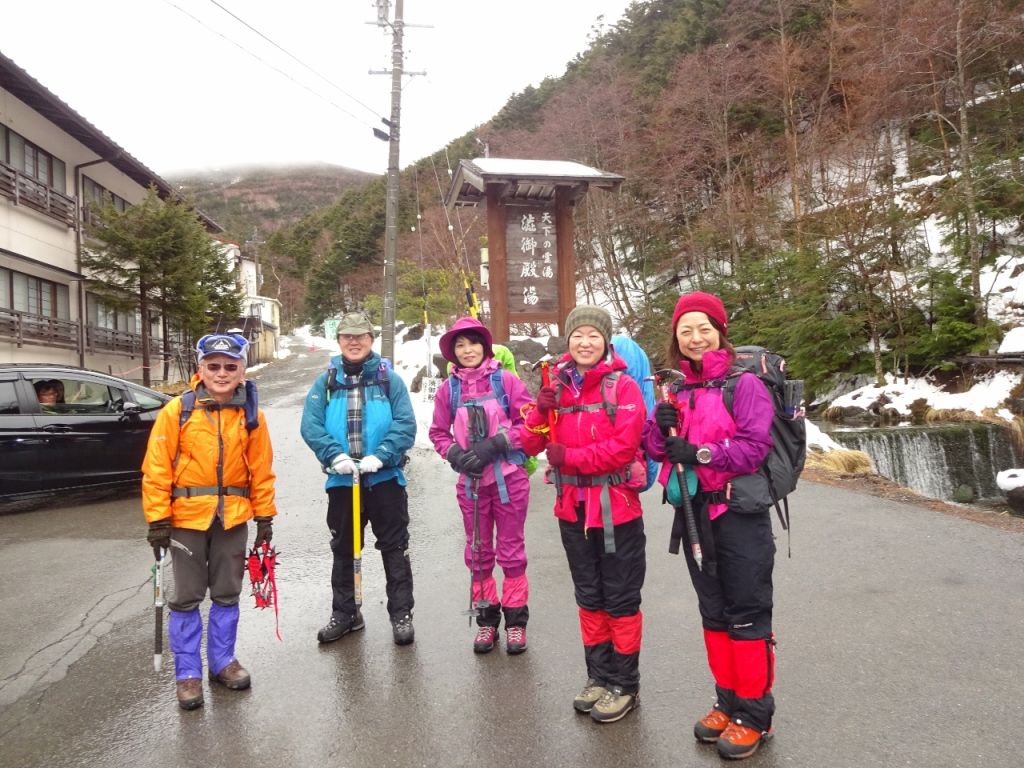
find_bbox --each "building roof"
[0,51,221,232]
[445,157,624,209]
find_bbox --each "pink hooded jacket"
[642,348,773,519]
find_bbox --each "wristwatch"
[696,446,713,465]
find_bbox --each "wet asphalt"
[1,342,1023,768]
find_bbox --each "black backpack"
[725,346,806,534]
[678,346,806,542]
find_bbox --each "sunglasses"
[204,362,240,373]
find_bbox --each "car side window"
[0,381,20,414]
[131,388,166,411]
[36,378,117,414]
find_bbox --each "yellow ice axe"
[352,465,363,607]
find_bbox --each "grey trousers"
[169,517,249,611]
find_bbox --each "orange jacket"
[141,381,277,531]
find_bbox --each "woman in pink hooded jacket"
[429,317,533,655]
[519,305,647,725]
[642,291,776,760]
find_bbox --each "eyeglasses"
[339,334,370,342]
[204,362,240,373]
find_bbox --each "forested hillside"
[171,164,375,243]
[261,0,1024,396]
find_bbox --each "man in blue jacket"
[301,311,417,645]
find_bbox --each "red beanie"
[672,291,727,331]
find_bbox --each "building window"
[83,176,128,212]
[87,293,136,332]
[1,127,66,192]
[4,269,69,318]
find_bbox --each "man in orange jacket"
[142,333,277,710]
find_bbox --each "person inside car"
[34,380,65,410]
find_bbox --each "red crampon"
[246,542,282,640]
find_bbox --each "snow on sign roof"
[445,157,624,209]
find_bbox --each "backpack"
[449,369,530,468]
[179,380,260,433]
[449,356,539,476]
[325,359,392,402]
[553,370,648,491]
[611,335,659,492]
[679,345,806,535]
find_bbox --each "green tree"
[83,187,240,385]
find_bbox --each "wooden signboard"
[505,204,558,321]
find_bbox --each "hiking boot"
[505,625,527,655]
[317,609,365,644]
[717,720,773,760]
[590,686,639,723]
[694,707,731,743]
[208,659,251,690]
[176,678,204,710]
[573,679,607,713]
[474,625,498,654]
[391,613,415,645]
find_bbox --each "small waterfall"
[824,423,1020,502]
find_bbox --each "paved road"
[1,346,1023,768]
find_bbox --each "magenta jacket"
[429,357,531,487]
[519,352,647,528]
[642,348,773,519]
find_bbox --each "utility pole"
[370,0,425,361]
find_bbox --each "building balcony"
[0,307,187,359]
[0,160,76,227]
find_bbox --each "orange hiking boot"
[693,708,731,743]
[717,720,773,760]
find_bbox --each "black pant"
[559,507,646,693]
[683,503,774,639]
[327,479,414,619]
[559,511,646,617]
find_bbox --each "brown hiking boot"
[573,679,607,713]
[717,720,773,760]
[694,708,731,743]
[208,659,251,690]
[176,678,204,710]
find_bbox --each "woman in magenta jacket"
[519,305,647,725]
[642,291,776,760]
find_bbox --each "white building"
[1,51,221,383]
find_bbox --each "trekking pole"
[152,546,166,672]
[540,361,562,498]
[653,369,704,572]
[467,476,483,626]
[352,465,363,608]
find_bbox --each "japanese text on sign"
[506,206,557,313]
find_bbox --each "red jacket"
[519,352,647,528]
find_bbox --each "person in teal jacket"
[301,311,417,646]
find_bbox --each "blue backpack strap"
[178,390,196,429]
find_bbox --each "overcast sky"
[1,0,635,177]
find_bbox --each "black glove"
[147,519,171,552]
[655,402,679,436]
[253,516,274,547]
[447,444,468,473]
[470,434,510,465]
[664,436,699,465]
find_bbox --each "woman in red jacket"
[642,291,776,760]
[519,305,647,724]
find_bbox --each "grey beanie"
[564,304,613,346]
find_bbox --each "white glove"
[358,454,384,474]
[331,453,357,475]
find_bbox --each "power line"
[206,0,382,120]
[161,0,380,134]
